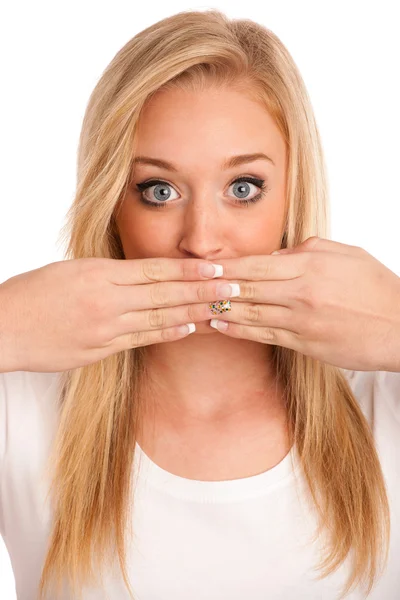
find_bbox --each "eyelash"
[135,176,269,209]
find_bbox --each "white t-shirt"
[0,368,399,600]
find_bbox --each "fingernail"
[199,263,224,278]
[271,250,280,255]
[216,283,240,298]
[178,323,196,335]
[210,319,229,331]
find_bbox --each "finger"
[113,301,217,336]
[215,239,367,281]
[114,278,238,313]
[109,322,197,353]
[213,252,306,281]
[209,301,295,329]
[104,257,223,285]
[209,320,303,353]
[279,237,367,256]
[217,280,298,307]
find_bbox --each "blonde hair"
[38,9,390,600]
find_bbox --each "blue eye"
[135,176,269,209]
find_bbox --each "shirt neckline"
[133,441,300,503]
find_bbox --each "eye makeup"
[134,175,269,209]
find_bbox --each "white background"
[1,1,399,597]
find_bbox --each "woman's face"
[115,84,288,333]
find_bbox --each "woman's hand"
[0,257,228,373]
[209,237,400,372]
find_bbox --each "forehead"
[134,86,286,169]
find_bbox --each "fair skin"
[115,84,291,479]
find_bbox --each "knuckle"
[291,305,323,339]
[79,256,99,272]
[244,303,261,323]
[294,281,320,309]
[150,282,170,306]
[186,303,198,323]
[79,259,101,287]
[93,322,113,346]
[308,253,326,276]
[288,311,303,333]
[196,282,209,302]
[142,259,163,282]
[240,282,256,300]
[78,262,112,317]
[306,319,324,338]
[302,319,324,343]
[129,330,146,348]
[81,257,110,279]
[148,307,166,328]
[250,261,272,280]
[259,327,276,343]
[82,294,107,321]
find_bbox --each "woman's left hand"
[210,237,400,372]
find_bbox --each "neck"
[140,332,284,428]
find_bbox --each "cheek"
[237,206,284,252]
[116,207,177,258]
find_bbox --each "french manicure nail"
[178,322,196,335]
[199,263,224,278]
[216,283,240,298]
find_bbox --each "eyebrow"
[131,152,275,171]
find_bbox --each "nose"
[178,195,225,260]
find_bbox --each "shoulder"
[0,369,60,397]
[341,368,400,485]
[341,368,400,425]
[0,370,61,415]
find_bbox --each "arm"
[383,275,400,373]
[0,280,20,373]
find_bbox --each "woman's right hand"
[0,257,232,373]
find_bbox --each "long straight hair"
[38,9,390,600]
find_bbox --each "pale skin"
[115,85,291,479]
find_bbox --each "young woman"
[1,8,399,600]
